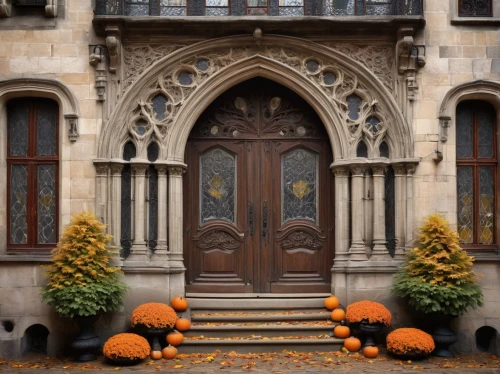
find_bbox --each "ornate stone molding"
[94,162,109,176]
[392,164,406,176]
[371,164,388,176]
[109,162,124,175]
[168,166,185,177]
[332,166,349,177]
[350,165,366,176]
[105,26,122,74]
[89,45,108,101]
[131,163,149,175]
[65,114,79,142]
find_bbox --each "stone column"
[94,161,109,225]
[151,164,168,262]
[393,164,407,260]
[110,162,124,247]
[332,166,350,267]
[349,165,366,261]
[168,166,185,270]
[371,164,390,259]
[405,164,416,248]
[127,163,149,262]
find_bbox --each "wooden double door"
[184,78,334,293]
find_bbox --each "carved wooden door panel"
[184,78,334,293]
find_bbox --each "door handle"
[262,200,268,239]
[248,201,254,236]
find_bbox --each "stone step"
[177,337,344,354]
[186,295,329,310]
[185,323,336,338]
[191,311,331,323]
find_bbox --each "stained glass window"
[121,142,136,258]
[385,165,396,257]
[206,0,229,15]
[281,149,318,224]
[7,98,58,250]
[147,143,159,250]
[456,101,497,247]
[124,0,150,16]
[247,0,268,15]
[279,0,304,16]
[200,148,236,224]
[458,0,492,17]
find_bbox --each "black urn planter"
[431,315,458,358]
[134,324,172,352]
[351,320,384,347]
[70,315,101,362]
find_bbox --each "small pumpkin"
[363,346,379,358]
[162,345,178,360]
[166,330,184,347]
[331,308,346,322]
[333,325,350,339]
[344,336,361,352]
[324,295,340,310]
[171,296,188,312]
[150,350,162,360]
[175,317,191,332]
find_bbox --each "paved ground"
[1,350,499,373]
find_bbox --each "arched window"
[121,142,136,258]
[7,98,59,251]
[147,142,159,250]
[456,100,497,248]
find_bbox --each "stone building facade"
[0,0,499,358]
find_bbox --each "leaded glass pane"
[147,142,159,162]
[380,141,389,158]
[8,100,29,156]
[206,7,229,15]
[366,1,392,15]
[161,0,186,15]
[200,148,236,224]
[479,166,494,244]
[366,116,380,135]
[123,141,137,161]
[281,149,318,224]
[125,4,150,16]
[323,0,355,16]
[478,105,495,158]
[207,0,228,5]
[121,164,132,258]
[247,0,268,14]
[37,165,56,244]
[356,141,368,158]
[459,0,492,17]
[279,6,304,15]
[457,166,474,244]
[148,166,158,250]
[10,165,28,245]
[152,94,168,121]
[385,165,396,257]
[456,103,474,158]
[347,94,362,121]
[36,100,57,156]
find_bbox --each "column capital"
[94,162,109,176]
[371,164,388,176]
[155,164,168,174]
[110,162,124,175]
[393,163,407,176]
[131,163,149,175]
[168,166,185,176]
[350,164,366,176]
[406,164,417,175]
[332,166,349,177]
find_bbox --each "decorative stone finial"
[253,28,263,45]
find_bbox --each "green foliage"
[392,214,483,316]
[41,212,127,318]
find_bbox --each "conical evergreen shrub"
[41,212,127,318]
[392,214,483,316]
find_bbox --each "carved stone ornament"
[393,164,406,176]
[196,230,241,250]
[94,163,109,176]
[168,166,185,177]
[406,164,416,175]
[281,230,324,251]
[332,166,349,177]
[105,27,122,74]
[131,163,149,175]
[89,45,108,101]
[65,114,79,142]
[371,164,388,176]
[110,162,124,175]
[45,0,57,17]
[0,0,11,17]
[439,115,451,142]
[350,165,366,176]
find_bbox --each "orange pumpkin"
[363,346,379,358]
[331,308,346,322]
[171,296,188,312]
[150,350,162,360]
[333,325,350,339]
[162,345,178,360]
[344,336,361,352]
[166,331,184,347]
[324,296,340,310]
[175,317,191,332]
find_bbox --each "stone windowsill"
[0,253,52,263]
[451,16,500,26]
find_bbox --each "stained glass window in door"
[478,104,495,158]
[37,165,57,244]
[200,148,236,224]
[8,100,29,156]
[456,103,474,158]
[36,100,58,156]
[457,166,474,244]
[281,149,318,224]
[479,166,494,244]
[10,165,28,244]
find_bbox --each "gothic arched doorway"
[184,78,334,293]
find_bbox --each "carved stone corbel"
[105,26,122,74]
[45,0,57,17]
[396,27,415,75]
[0,0,11,17]
[89,45,108,101]
[65,114,79,142]
[439,115,451,142]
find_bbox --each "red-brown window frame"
[6,98,59,252]
[456,100,497,251]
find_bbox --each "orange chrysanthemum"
[386,328,435,355]
[103,333,150,360]
[131,302,178,329]
[346,300,392,326]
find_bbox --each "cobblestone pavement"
[1,350,499,373]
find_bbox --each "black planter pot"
[70,315,101,362]
[134,324,172,351]
[431,315,458,358]
[351,320,385,347]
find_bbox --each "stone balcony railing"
[94,0,423,17]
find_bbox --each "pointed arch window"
[147,142,159,250]
[7,98,59,251]
[456,101,497,248]
[121,142,136,258]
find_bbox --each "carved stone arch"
[0,78,80,142]
[98,35,412,162]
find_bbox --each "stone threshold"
[187,293,330,298]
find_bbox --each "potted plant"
[103,333,150,365]
[391,214,483,357]
[386,328,435,359]
[345,300,392,347]
[41,212,128,361]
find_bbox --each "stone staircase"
[178,294,345,353]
